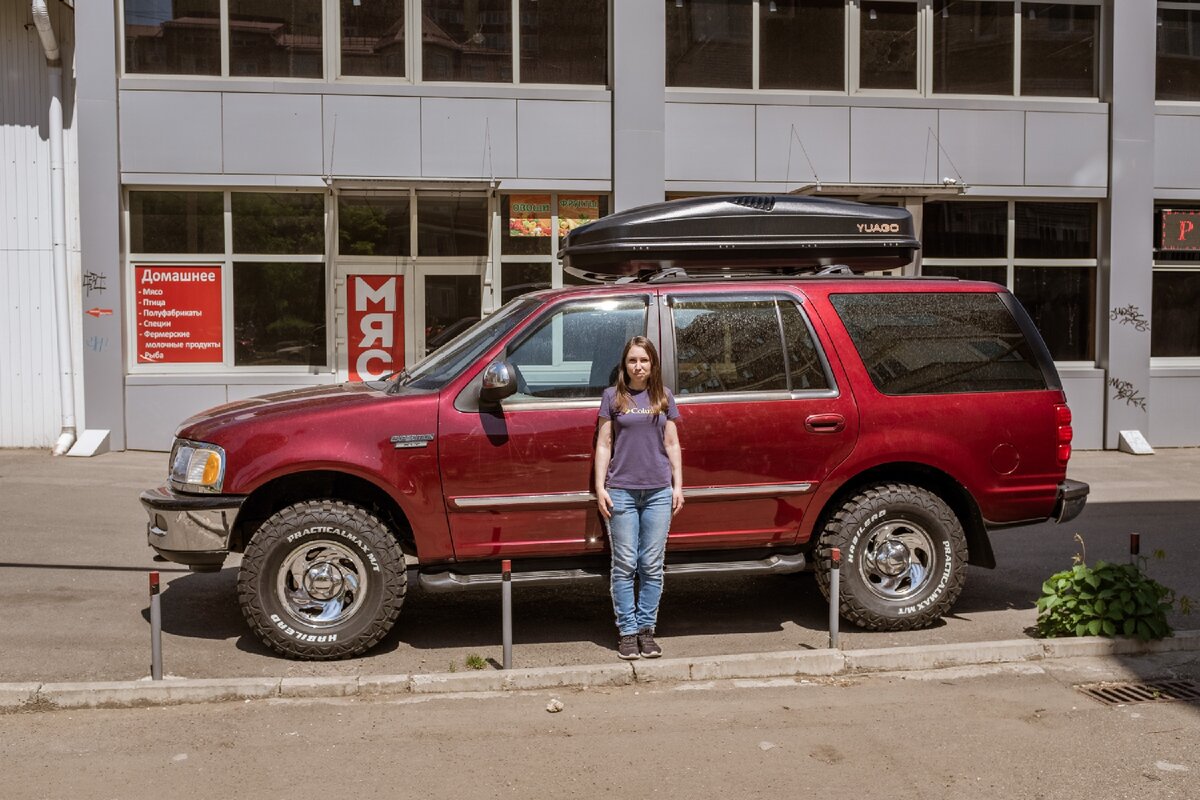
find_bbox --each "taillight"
[1055,403,1073,466]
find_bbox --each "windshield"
[393,296,542,391]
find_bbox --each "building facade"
[4,0,1200,452]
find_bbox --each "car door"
[438,293,656,559]
[662,289,858,550]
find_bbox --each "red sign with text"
[135,266,223,364]
[347,274,404,381]
[1161,210,1200,251]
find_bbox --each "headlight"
[169,439,226,493]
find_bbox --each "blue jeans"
[607,487,673,636]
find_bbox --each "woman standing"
[595,336,684,660]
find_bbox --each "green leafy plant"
[1036,535,1179,641]
[465,654,487,671]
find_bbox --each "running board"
[417,552,807,593]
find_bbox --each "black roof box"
[558,195,919,277]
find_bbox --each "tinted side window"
[672,296,827,395]
[828,292,1047,395]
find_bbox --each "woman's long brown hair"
[613,336,668,415]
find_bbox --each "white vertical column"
[612,0,666,212]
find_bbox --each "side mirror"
[479,360,518,406]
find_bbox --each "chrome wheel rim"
[276,540,367,628]
[857,521,936,601]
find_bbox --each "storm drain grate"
[1076,680,1200,706]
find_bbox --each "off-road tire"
[815,483,967,631]
[238,500,406,660]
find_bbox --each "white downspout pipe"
[31,0,76,456]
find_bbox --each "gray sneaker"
[618,634,640,660]
[638,629,662,658]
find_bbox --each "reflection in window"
[417,196,489,257]
[341,0,405,77]
[129,191,224,254]
[1014,267,1096,361]
[1157,7,1200,101]
[423,0,513,82]
[666,0,752,89]
[124,0,221,75]
[501,263,552,304]
[860,1,918,90]
[923,201,1008,259]
[932,1,1013,95]
[760,0,844,91]
[519,0,607,84]
[1153,271,1200,357]
[780,302,831,390]
[920,265,1008,286]
[1015,203,1097,259]
[673,298,790,394]
[228,0,323,78]
[233,262,327,366]
[232,193,325,255]
[1020,3,1098,97]
[425,275,481,354]
[339,195,411,256]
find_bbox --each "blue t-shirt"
[598,386,681,490]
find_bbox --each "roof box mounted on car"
[558,195,920,281]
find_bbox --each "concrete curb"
[5,630,1199,712]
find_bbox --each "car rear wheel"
[238,500,406,659]
[815,483,967,631]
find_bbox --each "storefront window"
[339,195,411,256]
[503,194,555,255]
[923,201,1007,258]
[1014,266,1095,361]
[519,0,607,85]
[920,264,1007,285]
[417,196,489,257]
[423,0,513,82]
[341,0,405,77]
[1157,5,1200,101]
[425,275,482,353]
[1152,204,1200,357]
[759,0,844,91]
[124,0,221,75]
[232,193,325,255]
[860,1,918,90]
[666,0,753,89]
[233,262,327,366]
[500,193,609,301]
[129,191,224,254]
[932,1,1014,95]
[228,0,323,78]
[501,263,552,304]
[1020,3,1098,97]
[1015,202,1096,260]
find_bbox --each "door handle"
[805,413,846,433]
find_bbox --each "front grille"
[1076,680,1200,706]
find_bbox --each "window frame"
[1155,1,1200,104]
[1151,201,1200,365]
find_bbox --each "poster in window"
[558,195,599,238]
[1161,210,1200,251]
[347,274,405,381]
[508,194,553,237]
[135,265,223,364]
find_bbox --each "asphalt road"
[1,448,1198,683]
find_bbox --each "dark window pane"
[780,301,831,390]
[932,1,1014,95]
[232,193,325,254]
[519,0,607,85]
[666,0,752,89]
[233,262,327,366]
[422,0,513,82]
[673,298,788,395]
[338,195,411,256]
[501,263,552,304]
[829,292,1048,394]
[860,1,918,90]
[417,196,489,257]
[1014,202,1096,259]
[760,0,844,91]
[1154,204,1200,264]
[1020,3,1098,97]
[229,0,323,78]
[920,264,1008,286]
[424,275,481,353]
[1013,267,1095,360]
[124,0,221,75]
[129,191,224,254]
[923,201,1007,258]
[503,194,554,255]
[1152,271,1200,357]
[341,0,405,77]
[1157,8,1200,101]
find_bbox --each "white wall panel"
[222,93,324,175]
[517,100,610,180]
[936,110,1024,186]
[1059,370,1106,450]
[1149,374,1200,447]
[125,385,228,451]
[849,107,939,184]
[665,103,755,181]
[755,106,850,185]
[1025,112,1108,188]
[323,95,421,178]
[421,98,517,179]
[119,90,222,174]
[1154,114,1200,190]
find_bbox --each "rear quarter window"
[828,292,1048,395]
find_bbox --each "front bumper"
[1053,479,1090,524]
[140,485,246,571]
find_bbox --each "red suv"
[142,196,1088,659]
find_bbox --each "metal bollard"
[829,548,841,650]
[149,571,163,680]
[501,559,512,670]
[1130,532,1141,564]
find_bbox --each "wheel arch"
[810,462,995,569]
[230,470,415,556]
